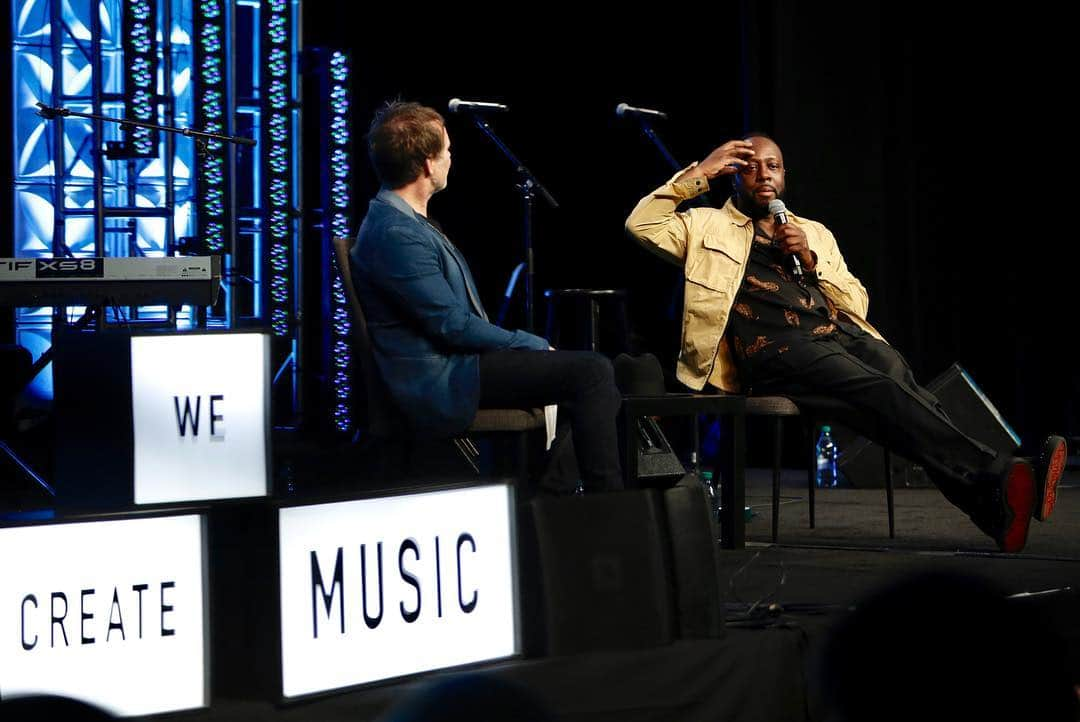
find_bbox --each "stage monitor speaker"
[634,416,688,484]
[662,477,724,639]
[614,352,687,485]
[838,363,1022,488]
[525,489,675,656]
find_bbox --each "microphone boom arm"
[636,117,682,173]
[627,113,712,207]
[468,116,557,208]
[34,102,256,152]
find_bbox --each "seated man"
[351,101,622,493]
[625,133,1066,551]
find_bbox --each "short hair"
[740,130,778,145]
[366,101,446,188]
[732,131,785,193]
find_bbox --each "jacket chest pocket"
[686,234,744,293]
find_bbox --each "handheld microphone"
[768,199,803,283]
[615,102,669,121]
[448,98,509,113]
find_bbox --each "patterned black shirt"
[727,224,864,372]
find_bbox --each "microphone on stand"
[615,102,669,121]
[35,102,70,119]
[768,198,803,283]
[448,98,509,114]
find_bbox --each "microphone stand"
[35,102,255,157]
[463,113,557,334]
[35,103,255,328]
[13,106,254,498]
[628,113,713,208]
[636,116,682,173]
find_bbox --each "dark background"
[3,2,1074,450]
[303,2,1076,448]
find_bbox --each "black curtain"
[303,2,1077,445]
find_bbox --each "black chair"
[330,237,545,481]
[746,395,895,543]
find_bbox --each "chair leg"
[884,447,895,538]
[453,437,480,474]
[517,431,529,484]
[807,422,816,529]
[691,414,701,475]
[772,417,783,543]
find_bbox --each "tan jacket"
[625,167,884,392]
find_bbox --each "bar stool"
[543,288,628,353]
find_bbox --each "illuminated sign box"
[53,329,270,508]
[0,513,208,716]
[130,333,269,504]
[277,483,519,698]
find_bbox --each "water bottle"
[702,469,754,533]
[815,425,839,488]
[700,470,719,519]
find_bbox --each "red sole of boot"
[1037,441,1066,522]
[1002,463,1035,553]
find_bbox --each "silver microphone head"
[448,98,508,113]
[767,199,787,216]
[615,102,668,120]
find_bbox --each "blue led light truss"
[10,0,196,399]
[326,50,352,434]
[261,0,295,341]
[121,0,158,158]
[192,0,229,261]
[10,0,300,417]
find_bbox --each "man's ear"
[422,157,434,178]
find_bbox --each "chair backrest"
[332,237,544,441]
[331,236,369,348]
[331,236,404,437]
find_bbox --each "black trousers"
[478,349,622,493]
[749,331,1003,512]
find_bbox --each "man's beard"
[736,188,777,219]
